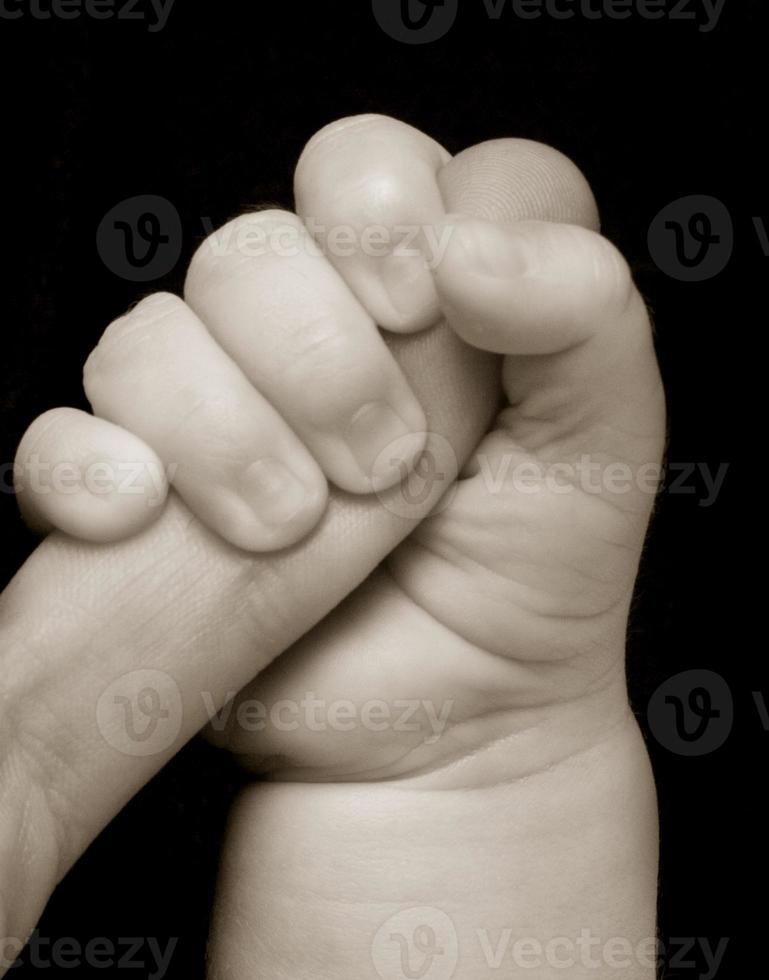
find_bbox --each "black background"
[0,1,760,977]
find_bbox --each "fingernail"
[380,252,440,330]
[452,220,530,278]
[345,401,424,485]
[239,458,309,526]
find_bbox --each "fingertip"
[438,138,600,232]
[294,115,449,334]
[14,408,169,543]
[376,245,442,334]
[432,217,638,355]
[201,466,329,554]
[339,403,429,495]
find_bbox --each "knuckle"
[130,289,185,319]
[185,209,305,294]
[172,388,233,439]
[325,166,419,226]
[297,114,396,171]
[295,116,445,225]
[16,408,76,460]
[83,292,183,398]
[583,230,635,312]
[554,225,635,316]
[284,311,350,367]
[285,339,357,397]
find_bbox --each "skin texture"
[14,408,168,542]
[0,117,663,979]
[207,178,664,979]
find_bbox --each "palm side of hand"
[0,119,638,958]
[215,221,665,785]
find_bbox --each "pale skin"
[2,116,665,978]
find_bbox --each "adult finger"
[0,134,598,954]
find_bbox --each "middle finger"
[184,209,427,494]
